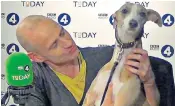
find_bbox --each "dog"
[83,2,162,106]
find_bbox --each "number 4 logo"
[58,13,71,26]
[24,65,30,72]
[109,15,114,25]
[161,45,174,58]
[7,13,19,25]
[162,14,174,27]
[6,43,20,55]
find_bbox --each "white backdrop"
[1,0,175,105]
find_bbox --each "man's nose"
[129,19,138,28]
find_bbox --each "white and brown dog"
[83,2,162,106]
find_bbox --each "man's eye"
[140,12,146,17]
[122,8,128,14]
[52,41,58,49]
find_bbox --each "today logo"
[73,32,97,38]
[21,1,44,7]
[12,74,30,81]
[73,1,97,7]
[134,2,150,8]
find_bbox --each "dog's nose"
[129,19,138,28]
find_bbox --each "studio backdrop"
[1,0,175,105]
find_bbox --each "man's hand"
[124,48,160,106]
[124,48,155,85]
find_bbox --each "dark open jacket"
[26,46,175,106]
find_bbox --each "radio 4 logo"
[7,13,19,25]
[162,14,174,27]
[1,91,5,99]
[6,43,20,55]
[21,1,44,7]
[58,13,71,26]
[1,43,5,49]
[1,74,5,80]
[98,13,108,19]
[98,44,110,47]
[161,45,174,58]
[73,1,97,7]
[47,13,56,19]
[1,13,5,19]
[73,32,96,38]
[109,15,114,25]
[150,45,159,50]
[18,65,30,72]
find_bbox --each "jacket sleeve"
[25,62,49,106]
[25,85,47,106]
[150,56,175,106]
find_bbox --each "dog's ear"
[147,9,162,27]
[112,13,117,29]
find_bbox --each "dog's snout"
[129,19,138,28]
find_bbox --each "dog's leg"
[82,76,98,106]
[114,74,141,106]
[131,91,150,106]
[83,62,114,106]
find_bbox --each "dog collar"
[115,28,144,49]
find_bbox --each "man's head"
[113,2,162,43]
[16,15,79,65]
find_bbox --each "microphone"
[1,52,34,106]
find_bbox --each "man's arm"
[25,85,48,106]
[25,62,49,106]
[125,48,160,106]
[143,77,160,106]
[150,57,175,106]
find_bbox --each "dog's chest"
[94,48,133,106]
[112,55,126,97]
[94,54,127,104]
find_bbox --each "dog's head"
[113,2,162,43]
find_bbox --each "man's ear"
[27,52,45,62]
[147,9,162,27]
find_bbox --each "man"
[16,15,174,106]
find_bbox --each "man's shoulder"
[31,61,50,83]
[149,56,172,71]
[149,56,175,106]
[32,61,45,75]
[78,45,114,58]
[77,45,115,72]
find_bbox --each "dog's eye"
[140,12,146,17]
[122,9,128,14]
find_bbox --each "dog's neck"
[111,38,142,63]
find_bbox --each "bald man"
[16,15,174,106]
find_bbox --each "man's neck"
[46,58,80,78]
